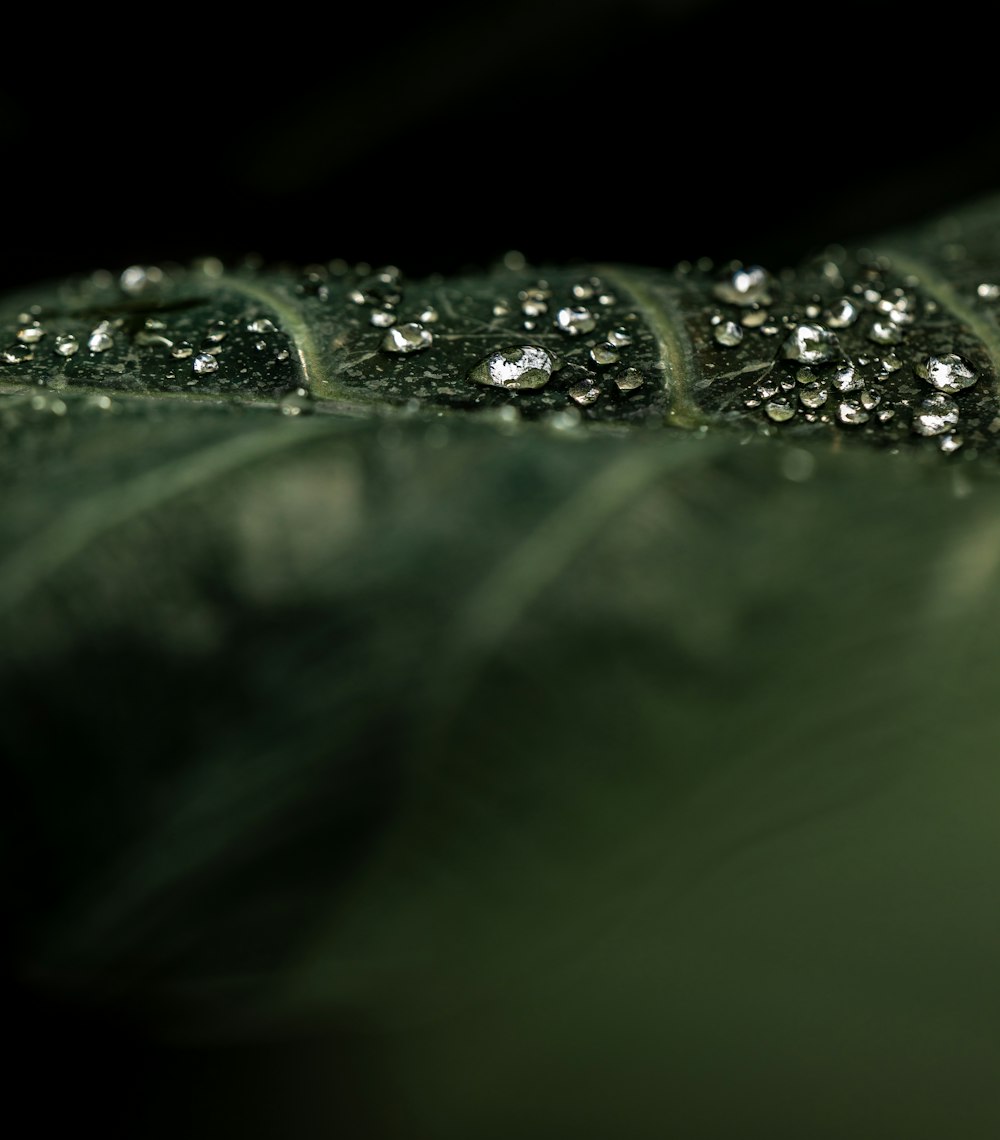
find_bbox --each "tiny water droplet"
[765,397,795,422]
[370,309,396,328]
[615,367,644,391]
[714,320,743,347]
[120,264,164,295]
[590,342,619,366]
[492,301,511,317]
[88,322,114,352]
[798,381,828,409]
[830,363,862,392]
[881,353,902,372]
[838,400,869,425]
[913,394,960,436]
[16,321,44,343]
[824,297,859,329]
[54,333,79,357]
[713,265,772,306]
[606,326,632,347]
[568,378,601,406]
[193,352,218,375]
[247,317,277,333]
[782,323,838,364]
[555,306,596,335]
[382,323,433,353]
[915,353,977,393]
[468,345,555,390]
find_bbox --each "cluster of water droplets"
[703,255,996,453]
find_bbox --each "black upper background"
[1,0,997,292]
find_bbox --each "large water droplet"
[590,342,619,366]
[913,394,960,436]
[1,344,32,364]
[782,323,838,364]
[468,345,555,390]
[838,400,869,425]
[614,367,644,391]
[382,323,433,354]
[765,397,795,422]
[713,265,772,306]
[554,306,596,335]
[607,326,632,347]
[915,353,978,394]
[798,381,828,409]
[830,362,862,392]
[824,297,859,329]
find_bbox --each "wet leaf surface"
[4,198,1000,1139]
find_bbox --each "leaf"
[4,200,1000,1139]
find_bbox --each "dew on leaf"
[192,353,218,375]
[838,400,869,426]
[555,306,596,335]
[171,341,194,359]
[568,378,601,406]
[830,363,862,392]
[607,326,632,347]
[16,320,44,344]
[861,389,881,411]
[467,345,555,390]
[869,319,901,345]
[713,265,772,306]
[714,320,743,347]
[741,308,769,328]
[370,309,396,328]
[824,297,859,328]
[247,317,277,333]
[913,394,960,436]
[590,342,619,366]
[782,323,838,364]
[615,367,644,391]
[940,432,964,453]
[799,381,828,409]
[765,397,795,422]
[88,322,114,353]
[1,344,32,364]
[915,353,977,394]
[976,282,1000,300]
[54,333,79,357]
[382,323,433,354]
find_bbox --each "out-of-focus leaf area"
[2,2,1000,1139]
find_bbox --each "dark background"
[1,0,998,292]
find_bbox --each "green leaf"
[5,199,1000,1139]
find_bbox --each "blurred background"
[1,0,998,290]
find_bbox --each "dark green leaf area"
[4,397,1000,1137]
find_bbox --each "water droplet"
[468,345,555,390]
[838,400,869,426]
[568,378,601,406]
[1,344,32,364]
[120,264,164,295]
[382,323,433,354]
[54,333,79,357]
[976,282,1000,300]
[192,352,218,375]
[370,309,396,328]
[713,265,772,306]
[606,326,632,347]
[824,297,859,329]
[869,319,901,345]
[16,320,44,344]
[135,326,173,348]
[878,408,896,423]
[555,306,596,335]
[830,363,862,392]
[247,317,277,333]
[861,388,881,411]
[881,353,902,372]
[614,367,644,391]
[714,320,743,347]
[915,353,977,394]
[492,301,511,317]
[798,381,828,409]
[756,377,780,399]
[940,432,963,453]
[913,394,960,436]
[741,308,769,328]
[765,397,795,422]
[203,322,228,344]
[171,341,194,359]
[782,323,838,364]
[88,322,114,353]
[419,306,439,323]
[590,342,620,366]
